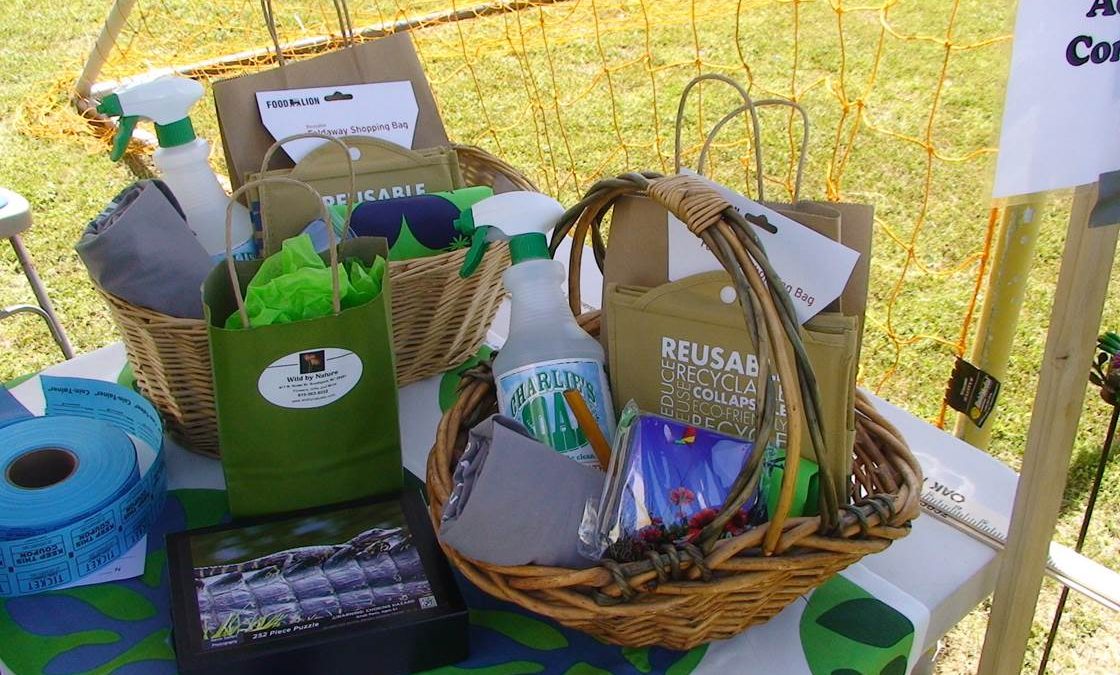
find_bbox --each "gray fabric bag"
[76,180,212,318]
[440,415,604,569]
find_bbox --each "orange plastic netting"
[61,0,1013,423]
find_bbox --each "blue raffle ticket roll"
[0,375,166,597]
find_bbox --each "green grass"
[1,0,1118,672]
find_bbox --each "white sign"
[992,0,1120,198]
[257,348,363,409]
[667,171,859,324]
[257,82,419,162]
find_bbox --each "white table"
[0,242,1007,673]
[2,338,1001,675]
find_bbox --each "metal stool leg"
[8,234,75,359]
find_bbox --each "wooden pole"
[977,182,1119,675]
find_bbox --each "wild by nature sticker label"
[496,358,613,468]
[257,348,363,409]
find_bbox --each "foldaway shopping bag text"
[213,27,450,189]
[204,177,400,517]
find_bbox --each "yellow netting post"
[953,196,1047,448]
[75,0,138,102]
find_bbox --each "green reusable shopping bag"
[604,272,859,509]
[203,177,401,517]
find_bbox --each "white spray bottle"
[97,75,255,264]
[458,192,615,467]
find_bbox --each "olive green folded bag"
[250,134,464,255]
[605,272,859,504]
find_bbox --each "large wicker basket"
[96,145,533,457]
[426,172,922,649]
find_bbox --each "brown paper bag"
[595,76,874,504]
[670,75,874,320]
[213,31,450,189]
[769,201,873,322]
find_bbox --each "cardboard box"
[168,490,467,675]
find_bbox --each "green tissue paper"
[226,234,386,329]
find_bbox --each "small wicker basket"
[95,145,533,457]
[426,172,922,649]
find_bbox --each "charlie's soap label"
[496,358,613,468]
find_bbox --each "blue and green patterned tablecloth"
[0,350,928,675]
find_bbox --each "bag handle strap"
[258,132,357,251]
[673,74,764,198]
[696,99,810,203]
[553,173,841,553]
[225,177,340,328]
[261,0,354,67]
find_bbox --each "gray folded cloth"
[440,415,604,569]
[76,180,212,318]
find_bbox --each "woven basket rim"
[425,351,921,649]
[424,171,923,647]
[426,355,922,581]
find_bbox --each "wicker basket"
[95,145,533,458]
[426,172,922,649]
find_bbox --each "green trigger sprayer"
[456,192,616,467]
[97,75,254,263]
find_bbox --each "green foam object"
[225,234,386,329]
[764,448,821,520]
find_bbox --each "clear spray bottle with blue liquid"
[458,192,615,468]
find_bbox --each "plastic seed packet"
[580,402,766,562]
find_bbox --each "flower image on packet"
[584,402,765,562]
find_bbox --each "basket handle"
[225,177,339,329]
[260,0,354,67]
[259,132,358,234]
[696,99,810,203]
[553,172,840,553]
[673,74,763,198]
